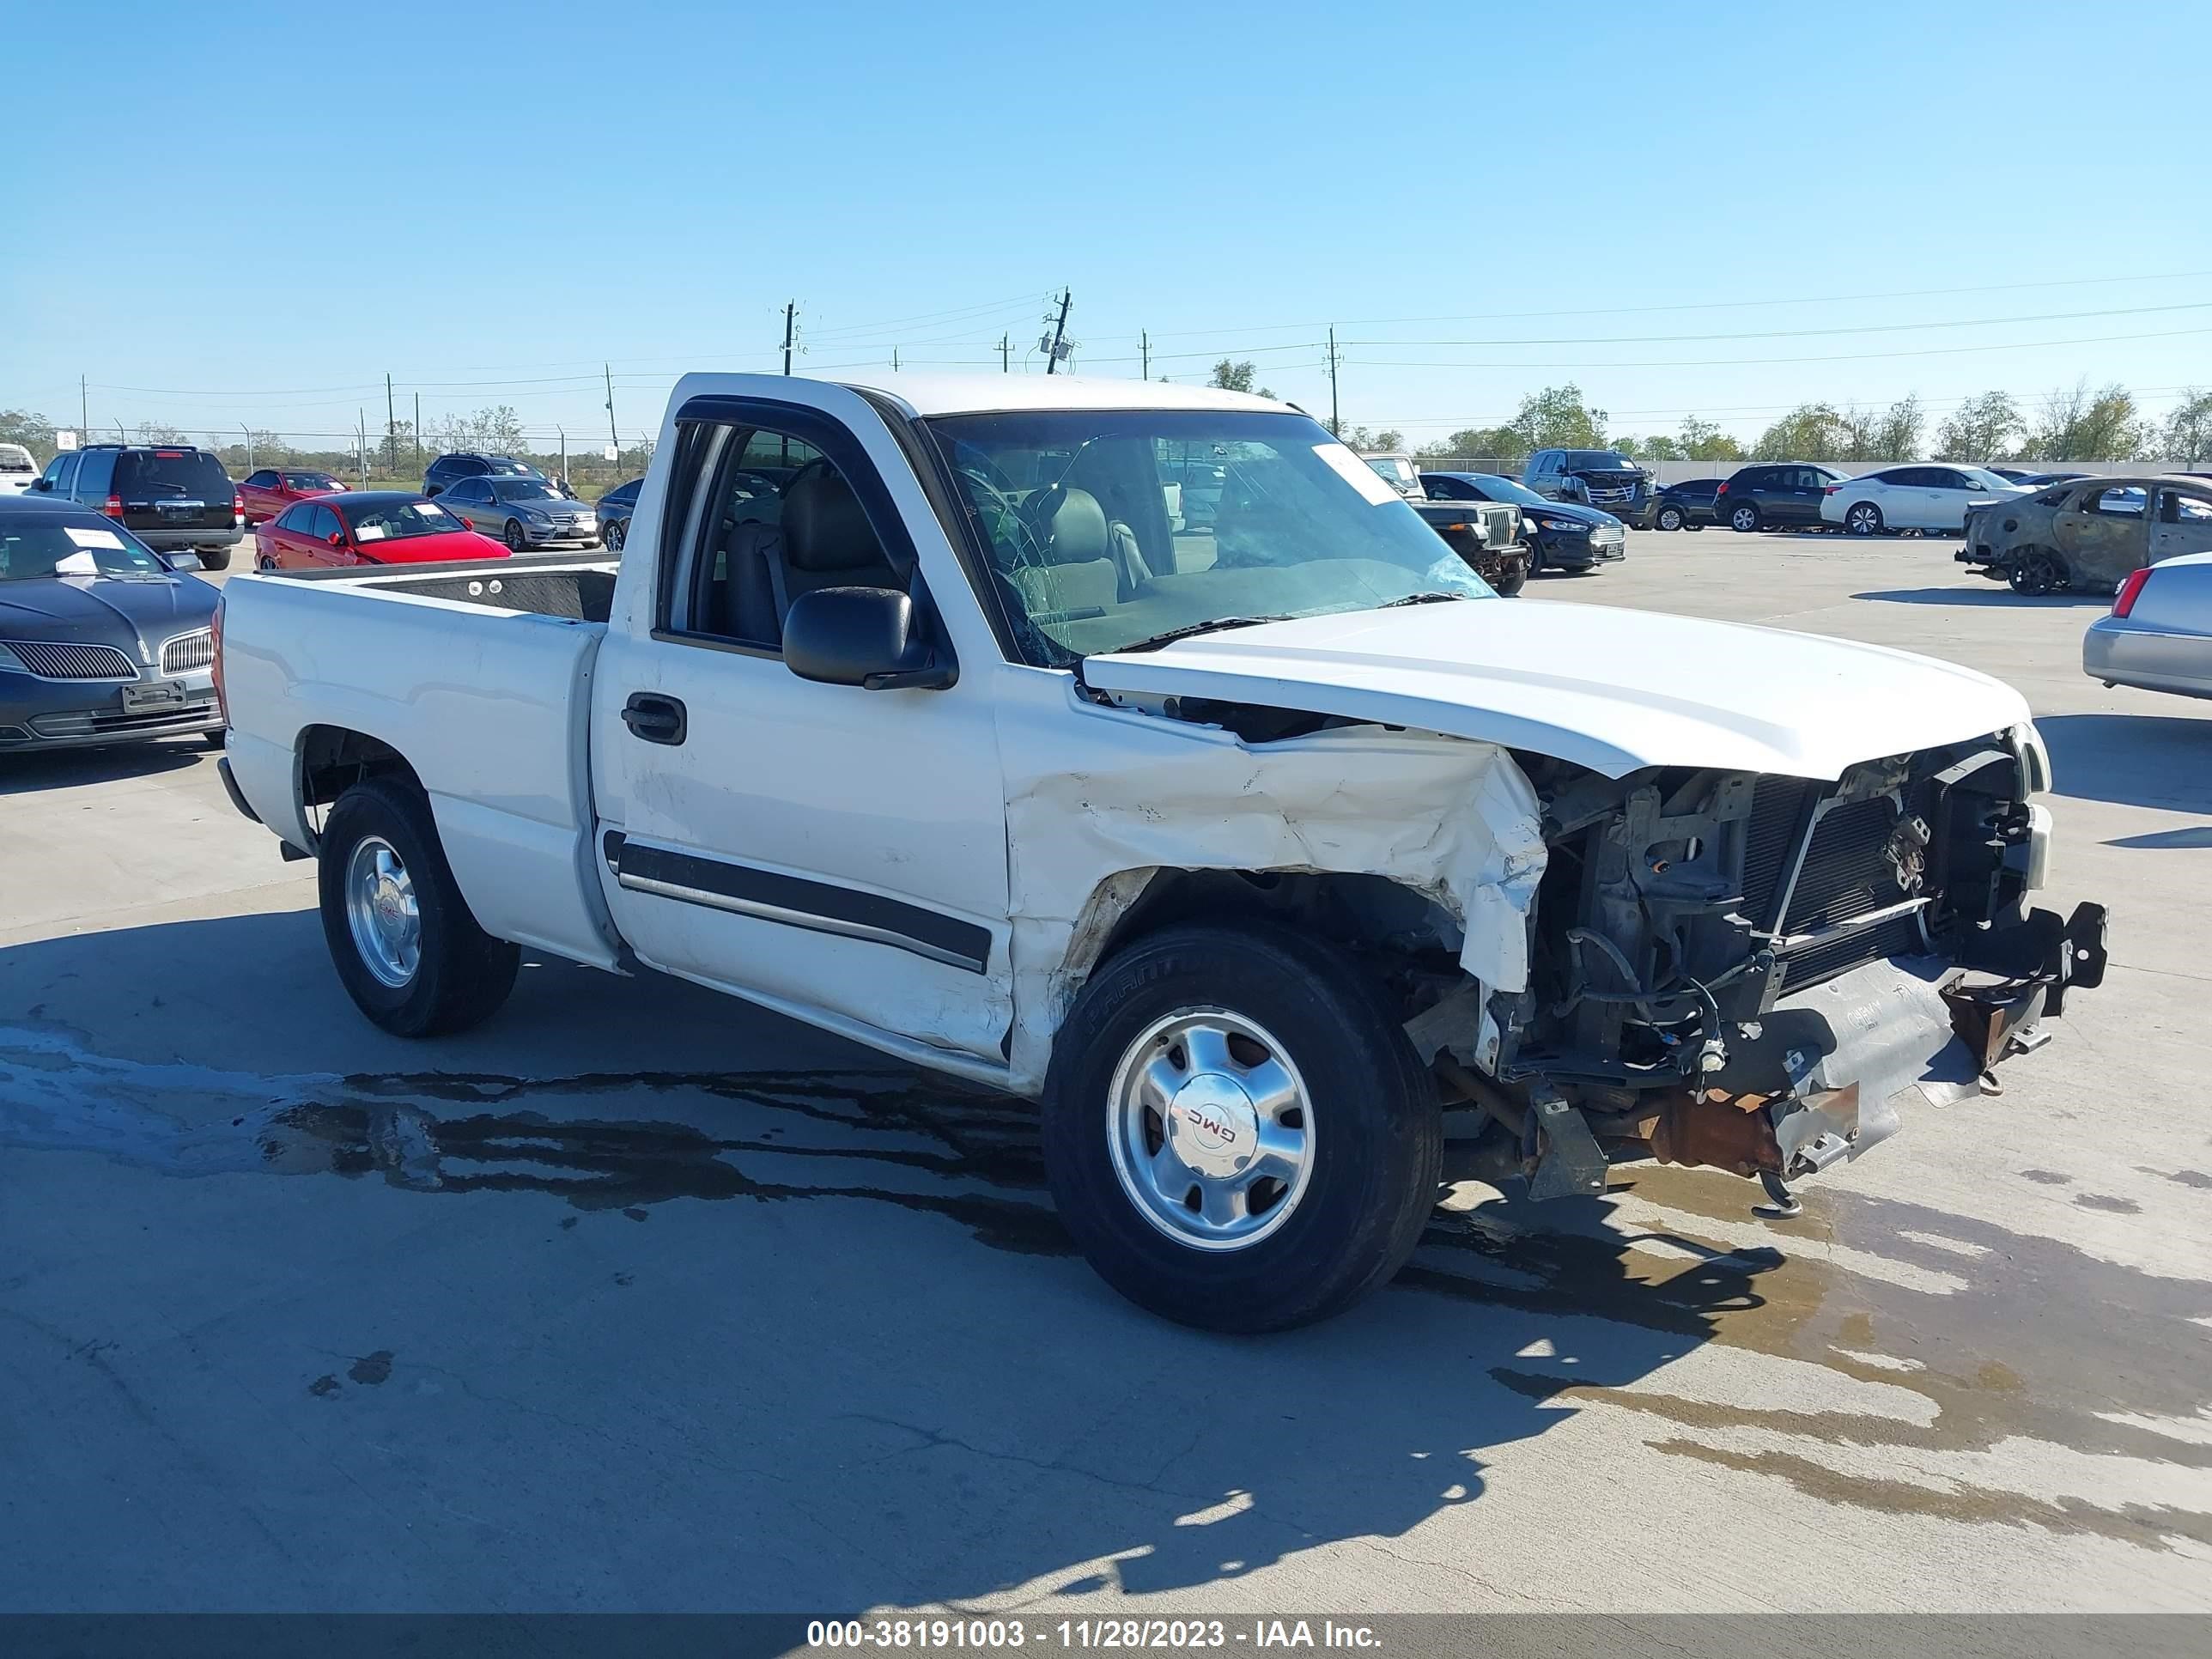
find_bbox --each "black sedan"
[0,498,222,753]
[595,477,643,553]
[1646,477,1727,531]
[1419,472,1626,573]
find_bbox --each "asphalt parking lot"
[3,530,2209,1615]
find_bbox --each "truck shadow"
[2036,712,2212,813]
[3,908,2207,1606]
[0,736,210,797]
[1850,586,2110,607]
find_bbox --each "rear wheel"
[1041,921,1443,1333]
[1656,504,1686,532]
[1844,501,1885,537]
[198,548,232,571]
[502,519,526,553]
[1729,502,1761,532]
[318,776,520,1037]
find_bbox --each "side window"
[307,504,341,539]
[245,470,275,488]
[273,504,306,532]
[50,454,82,495]
[2160,490,2212,525]
[662,420,899,653]
[1936,470,1978,490]
[448,479,484,504]
[74,453,112,497]
[2090,485,2147,517]
[1531,452,1558,477]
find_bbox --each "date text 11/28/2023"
[806,1620,1382,1650]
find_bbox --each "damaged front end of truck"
[1417,729,2108,1207]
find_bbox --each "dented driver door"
[2053,483,2153,586]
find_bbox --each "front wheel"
[1492,562,1528,598]
[2008,550,2067,596]
[604,519,627,554]
[318,776,520,1037]
[502,519,526,553]
[1042,921,1443,1333]
[1729,503,1761,532]
[1844,501,1885,537]
[1656,504,1686,532]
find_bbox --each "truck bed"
[218,554,623,969]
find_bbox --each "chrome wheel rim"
[606,521,625,551]
[1107,1008,1315,1253]
[1733,507,1756,531]
[345,836,421,988]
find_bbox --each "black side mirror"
[783,586,954,690]
[30,478,51,492]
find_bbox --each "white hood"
[1084,600,2033,781]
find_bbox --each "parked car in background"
[214,369,2106,1332]
[1713,463,1850,533]
[29,441,243,568]
[422,452,545,499]
[238,467,346,525]
[1421,471,1623,573]
[2012,471,2090,490]
[0,443,39,495]
[1523,448,1655,523]
[255,492,509,571]
[595,477,643,552]
[1820,465,2030,537]
[1409,497,1530,595]
[1158,450,1227,529]
[1647,477,1725,532]
[1987,467,2040,486]
[2084,551,2212,698]
[1358,452,1425,498]
[1958,475,2212,595]
[0,496,222,752]
[434,476,599,550]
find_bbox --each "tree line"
[1199,361,2212,467]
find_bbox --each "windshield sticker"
[55,550,101,575]
[356,524,389,541]
[1314,443,1401,506]
[64,526,126,550]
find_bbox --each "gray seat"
[1007,486,1122,619]
[781,464,901,612]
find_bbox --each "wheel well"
[1084,868,1462,1012]
[296,726,424,837]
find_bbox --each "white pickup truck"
[216,373,2107,1331]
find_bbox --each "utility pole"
[1140,330,1150,380]
[557,425,568,487]
[357,410,369,487]
[385,373,397,473]
[80,375,88,436]
[891,346,900,373]
[998,333,1010,373]
[781,301,797,374]
[604,363,618,455]
[1326,327,1341,437]
[413,393,422,471]
[240,424,252,470]
[1044,289,1072,376]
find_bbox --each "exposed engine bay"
[1419,730,2110,1204]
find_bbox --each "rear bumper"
[2084,615,2212,699]
[131,525,244,552]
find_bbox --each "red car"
[254,491,509,570]
[237,466,347,526]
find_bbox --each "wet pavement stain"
[8,1021,2209,1548]
[347,1351,392,1386]
[2075,1193,2143,1214]
[2020,1169,2074,1186]
[2141,1167,2212,1191]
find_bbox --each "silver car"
[2084,550,2212,700]
[434,476,599,551]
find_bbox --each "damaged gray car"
[1960,473,2212,595]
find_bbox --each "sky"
[6,0,2209,454]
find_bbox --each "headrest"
[1034,485,1110,565]
[783,464,881,572]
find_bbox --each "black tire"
[1685,520,1705,532]
[2008,550,2068,596]
[1844,501,1885,537]
[1656,504,1685,532]
[1041,921,1443,1333]
[254,550,276,572]
[198,548,232,571]
[318,775,520,1038]
[1729,502,1761,533]
[604,519,627,554]
[502,519,526,553]
[1492,564,1528,598]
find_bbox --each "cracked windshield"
[929,410,1492,662]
